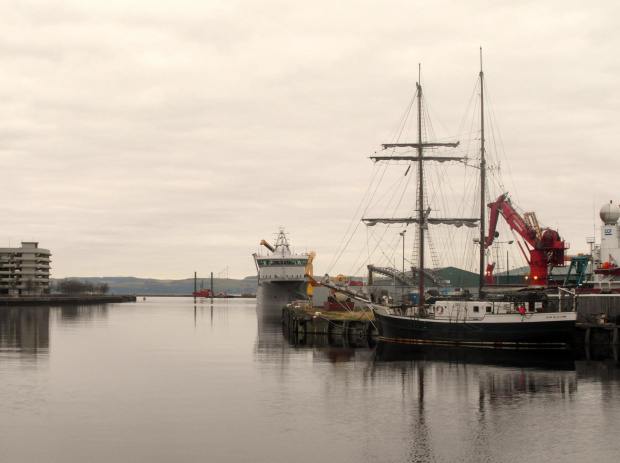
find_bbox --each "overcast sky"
[2,0,619,279]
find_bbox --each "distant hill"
[52,276,258,295]
[54,265,521,296]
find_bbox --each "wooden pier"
[282,306,378,345]
[575,322,620,346]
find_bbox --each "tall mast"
[363,66,478,311]
[416,74,425,313]
[478,48,486,295]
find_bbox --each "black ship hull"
[373,310,576,348]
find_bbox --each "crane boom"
[260,239,275,253]
[485,193,567,284]
[486,194,538,248]
[523,212,542,240]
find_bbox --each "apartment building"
[0,242,52,296]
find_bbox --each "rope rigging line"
[328,71,520,281]
[326,161,386,274]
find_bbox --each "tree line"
[54,279,110,295]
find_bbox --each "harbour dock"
[283,304,620,348]
[282,305,377,346]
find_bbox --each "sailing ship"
[329,60,577,348]
[253,228,314,321]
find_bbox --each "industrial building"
[0,242,52,296]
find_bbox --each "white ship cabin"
[427,300,544,320]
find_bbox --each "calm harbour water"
[1,297,619,463]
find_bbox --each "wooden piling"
[575,323,620,346]
[282,306,377,344]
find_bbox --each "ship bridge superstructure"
[253,228,309,283]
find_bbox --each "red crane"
[485,193,566,284]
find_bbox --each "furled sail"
[362,217,479,227]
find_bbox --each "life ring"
[436,306,444,314]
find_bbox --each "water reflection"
[569,344,620,396]
[55,304,108,324]
[374,342,577,370]
[368,343,580,462]
[255,300,286,326]
[370,343,579,405]
[0,298,614,463]
[573,341,620,365]
[0,307,50,356]
[285,328,378,349]
[0,303,112,358]
[192,298,215,326]
[253,307,606,462]
[253,308,291,364]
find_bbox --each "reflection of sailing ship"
[367,341,578,461]
[373,341,576,370]
[0,307,50,354]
